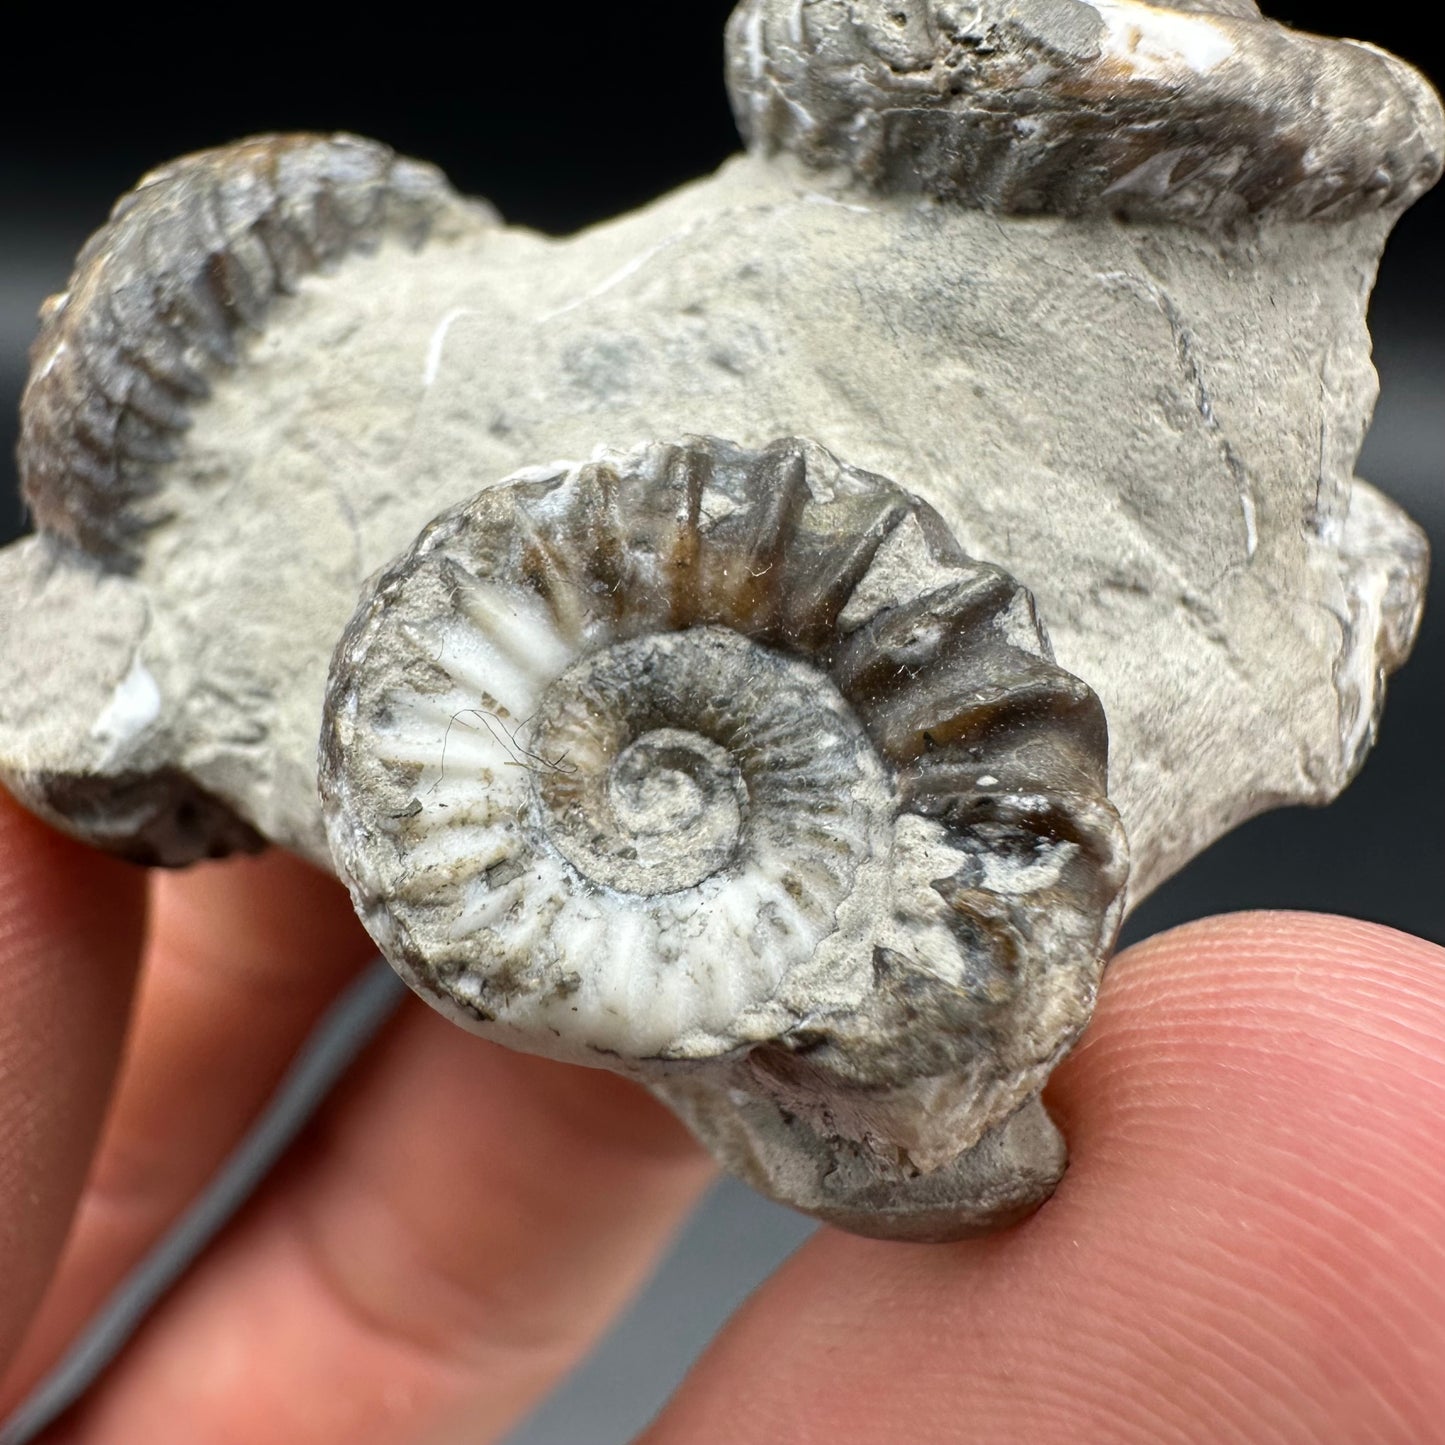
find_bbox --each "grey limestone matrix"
[0,0,1439,1239]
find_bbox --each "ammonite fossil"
[20,134,488,568]
[0,1,1437,1237]
[729,0,1444,223]
[319,437,1127,1237]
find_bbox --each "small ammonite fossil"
[20,133,486,571]
[320,435,1129,1239]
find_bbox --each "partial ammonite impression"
[320,436,1128,1238]
[20,132,487,568]
[728,0,1444,225]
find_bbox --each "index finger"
[0,792,145,1366]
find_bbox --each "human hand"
[1,788,1441,1443]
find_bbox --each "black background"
[1,3,1440,945]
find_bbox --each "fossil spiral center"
[607,729,744,874]
[527,626,878,899]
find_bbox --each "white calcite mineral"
[0,1,1437,1238]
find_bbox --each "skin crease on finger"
[639,914,1445,1445]
[0,848,383,1413]
[0,793,146,1371]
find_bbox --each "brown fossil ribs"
[727,0,1444,225]
[19,133,487,568]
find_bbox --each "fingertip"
[645,912,1445,1444]
[1031,911,1445,1437]
[1051,910,1445,1177]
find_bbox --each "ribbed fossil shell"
[20,132,488,568]
[321,436,1128,1237]
[727,0,1445,225]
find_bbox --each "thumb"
[640,913,1445,1444]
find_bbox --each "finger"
[47,994,714,1444]
[640,913,1445,1445]
[0,793,146,1369]
[1,849,378,1411]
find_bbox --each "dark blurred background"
[0,5,1439,1439]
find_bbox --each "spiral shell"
[321,436,1127,1237]
[20,133,487,568]
[726,0,1445,225]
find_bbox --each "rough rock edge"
[19,132,496,569]
[725,0,1445,226]
[1333,479,1431,782]
[656,1079,1068,1242]
[15,766,266,867]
